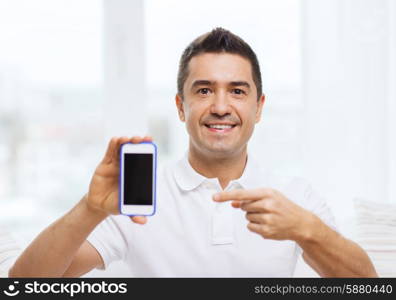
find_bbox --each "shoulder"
[157,159,178,186]
[265,172,311,194]
[96,214,134,233]
[266,173,336,228]
[264,172,317,208]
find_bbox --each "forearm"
[9,196,107,277]
[297,213,377,277]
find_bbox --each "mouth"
[204,123,237,133]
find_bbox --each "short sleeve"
[303,184,337,232]
[86,215,129,270]
[286,178,338,258]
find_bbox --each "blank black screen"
[123,153,153,205]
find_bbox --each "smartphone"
[119,141,157,216]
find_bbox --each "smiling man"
[9,28,377,277]
[177,51,262,190]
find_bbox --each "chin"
[204,144,240,157]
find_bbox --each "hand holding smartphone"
[85,136,152,225]
[119,141,157,216]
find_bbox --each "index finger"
[131,135,153,143]
[213,188,269,202]
[101,136,128,164]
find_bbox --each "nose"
[209,91,232,117]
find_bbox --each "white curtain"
[301,0,396,226]
[103,0,148,140]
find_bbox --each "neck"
[188,145,248,190]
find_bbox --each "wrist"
[293,211,322,245]
[79,194,109,222]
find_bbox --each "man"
[9,28,377,277]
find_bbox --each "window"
[0,0,103,242]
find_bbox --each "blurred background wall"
[0,0,395,276]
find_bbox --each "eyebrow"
[191,80,212,89]
[191,80,251,90]
[229,81,251,89]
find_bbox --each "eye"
[232,88,246,95]
[197,88,211,95]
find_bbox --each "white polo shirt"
[87,153,336,277]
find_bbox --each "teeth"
[208,124,233,129]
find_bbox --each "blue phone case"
[119,141,157,216]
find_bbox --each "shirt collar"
[173,152,206,191]
[173,151,265,191]
[235,153,265,190]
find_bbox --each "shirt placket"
[209,181,237,245]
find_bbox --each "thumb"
[130,216,148,225]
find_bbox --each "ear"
[175,94,185,122]
[255,94,265,123]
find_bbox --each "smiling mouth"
[204,124,237,132]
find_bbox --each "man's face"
[176,52,265,158]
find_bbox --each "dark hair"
[177,27,262,100]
